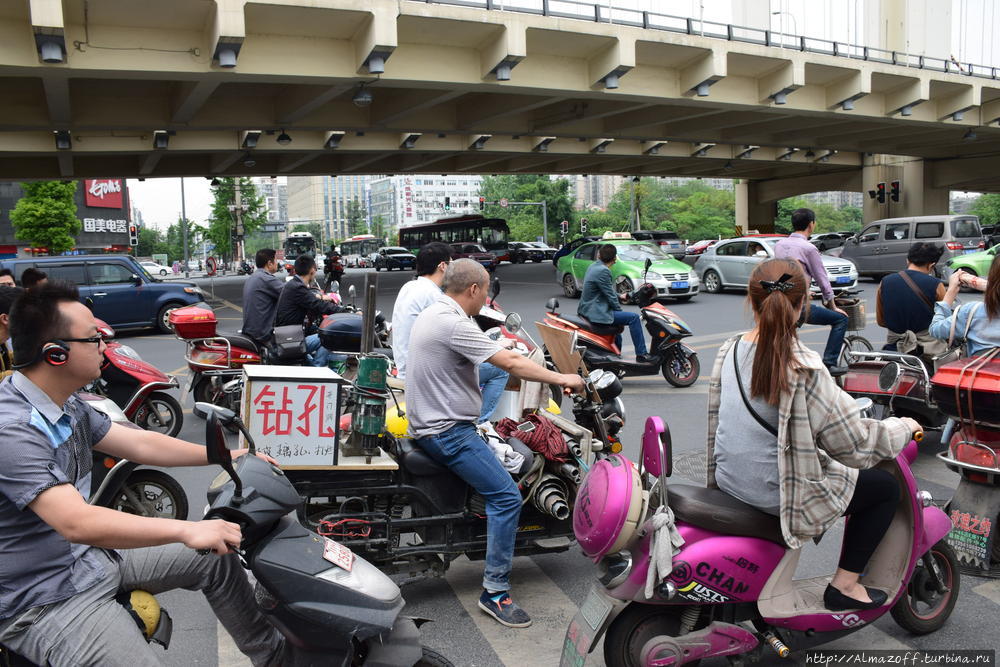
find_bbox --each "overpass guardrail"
[418,0,1000,81]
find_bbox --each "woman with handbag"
[707,259,920,611]
[929,255,1000,357]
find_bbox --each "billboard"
[84,179,124,208]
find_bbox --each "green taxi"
[947,244,999,279]
[555,236,699,302]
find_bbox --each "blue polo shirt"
[0,373,112,621]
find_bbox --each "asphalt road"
[109,263,1000,667]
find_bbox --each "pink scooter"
[561,416,960,667]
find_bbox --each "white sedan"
[140,261,171,276]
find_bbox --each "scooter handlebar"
[913,430,924,443]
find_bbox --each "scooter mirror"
[205,411,233,466]
[348,285,357,299]
[644,258,652,273]
[504,312,522,333]
[193,401,236,424]
[331,280,340,293]
[878,362,901,393]
[546,297,559,313]
[491,277,501,299]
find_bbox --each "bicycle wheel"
[839,334,873,366]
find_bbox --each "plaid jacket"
[705,335,910,549]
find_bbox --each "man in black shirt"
[275,256,344,367]
[876,242,947,356]
[0,286,23,377]
[241,248,284,347]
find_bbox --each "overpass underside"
[2,0,999,221]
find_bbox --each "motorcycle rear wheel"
[604,604,699,667]
[133,392,183,437]
[890,539,960,634]
[662,349,700,387]
[415,647,454,667]
[113,469,189,520]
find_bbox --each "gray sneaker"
[478,590,532,628]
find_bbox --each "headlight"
[645,271,663,280]
[688,272,699,284]
[184,286,203,295]
[115,345,143,361]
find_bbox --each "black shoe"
[826,364,849,377]
[636,354,656,364]
[823,584,888,611]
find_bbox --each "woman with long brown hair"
[706,259,921,611]
[929,253,1000,355]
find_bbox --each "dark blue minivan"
[0,255,207,333]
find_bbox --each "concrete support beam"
[679,50,726,97]
[734,180,776,234]
[372,90,465,127]
[825,71,871,110]
[211,0,247,67]
[354,3,397,75]
[210,152,245,174]
[42,76,70,125]
[759,62,805,105]
[171,81,221,125]
[275,84,355,125]
[480,23,526,79]
[138,152,162,176]
[278,153,321,173]
[57,152,72,178]
[981,97,1000,125]
[341,153,391,173]
[935,84,979,121]
[457,94,562,129]
[588,37,635,89]
[884,79,930,116]
[400,152,460,172]
[754,171,863,203]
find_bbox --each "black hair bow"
[760,273,794,293]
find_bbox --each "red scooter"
[88,319,184,437]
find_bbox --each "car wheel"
[156,303,182,334]
[703,270,723,294]
[614,275,636,304]
[159,269,167,276]
[561,273,581,298]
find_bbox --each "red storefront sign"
[84,179,124,208]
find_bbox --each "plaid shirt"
[705,335,910,549]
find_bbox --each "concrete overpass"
[3,0,1000,227]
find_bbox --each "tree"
[206,178,268,261]
[478,175,575,242]
[136,227,162,258]
[9,181,82,254]
[346,199,367,237]
[969,193,1000,227]
[371,215,388,242]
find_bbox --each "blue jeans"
[478,362,509,423]
[416,422,521,591]
[612,310,648,356]
[305,333,331,367]
[807,303,848,367]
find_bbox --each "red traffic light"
[890,180,900,202]
[876,182,886,204]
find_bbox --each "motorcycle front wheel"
[133,392,183,437]
[890,539,960,634]
[662,348,700,387]
[604,604,699,667]
[113,469,189,520]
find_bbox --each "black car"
[508,241,544,263]
[373,246,416,271]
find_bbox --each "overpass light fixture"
[53,130,71,150]
[777,147,799,160]
[276,130,292,146]
[804,149,815,158]
[952,110,965,121]
[770,88,792,105]
[152,130,170,150]
[241,130,262,149]
[469,135,492,150]
[963,128,978,141]
[642,141,667,155]
[899,104,914,116]
[533,137,556,152]
[492,58,519,82]
[213,43,241,69]
[841,99,855,111]
[243,153,256,168]
[365,52,389,75]
[816,150,838,162]
[691,142,715,157]
[37,38,65,64]
[723,161,734,171]
[400,133,422,149]
[353,84,374,108]
[693,80,714,97]
[210,178,221,186]
[735,145,759,159]
[603,72,620,89]
[323,131,345,149]
[591,138,613,154]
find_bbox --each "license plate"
[559,586,614,667]
[671,281,689,289]
[322,537,354,571]
[835,276,852,284]
[965,249,978,254]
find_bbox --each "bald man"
[406,259,584,628]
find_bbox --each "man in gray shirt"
[407,259,584,628]
[241,248,285,346]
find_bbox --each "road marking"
[214,297,243,313]
[445,555,606,666]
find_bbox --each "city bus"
[398,215,510,262]
[282,231,316,262]
[339,234,384,267]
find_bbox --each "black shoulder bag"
[732,340,778,437]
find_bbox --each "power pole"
[180,178,190,278]
[228,180,247,269]
[541,199,548,246]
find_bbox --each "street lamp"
[771,11,798,49]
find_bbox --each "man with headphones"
[0,282,287,666]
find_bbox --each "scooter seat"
[397,438,450,476]
[563,316,624,336]
[216,331,260,354]
[667,484,786,546]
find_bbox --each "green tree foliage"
[136,227,162,258]
[371,215,388,242]
[9,181,82,254]
[969,193,1000,227]
[775,197,864,235]
[478,175,575,242]
[346,199,368,237]
[206,178,267,260]
[290,222,324,244]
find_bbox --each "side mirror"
[347,285,357,298]
[545,297,559,313]
[504,312,522,333]
[194,401,236,424]
[330,280,340,293]
[205,410,242,499]
[642,416,672,479]
[491,277,501,299]
[131,273,142,284]
[851,236,860,244]
[644,258,652,272]
[878,362,901,392]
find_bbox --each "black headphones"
[12,340,70,369]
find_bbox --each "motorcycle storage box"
[169,305,217,339]
[319,313,363,352]
[931,357,1000,425]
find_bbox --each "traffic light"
[890,180,900,202]
[444,196,451,210]
[128,224,139,247]
[479,197,485,210]
[560,220,569,235]
[876,182,886,204]
[580,217,588,234]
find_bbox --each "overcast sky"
[126,0,996,230]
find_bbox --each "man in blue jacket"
[578,244,650,362]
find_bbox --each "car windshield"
[615,243,669,261]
